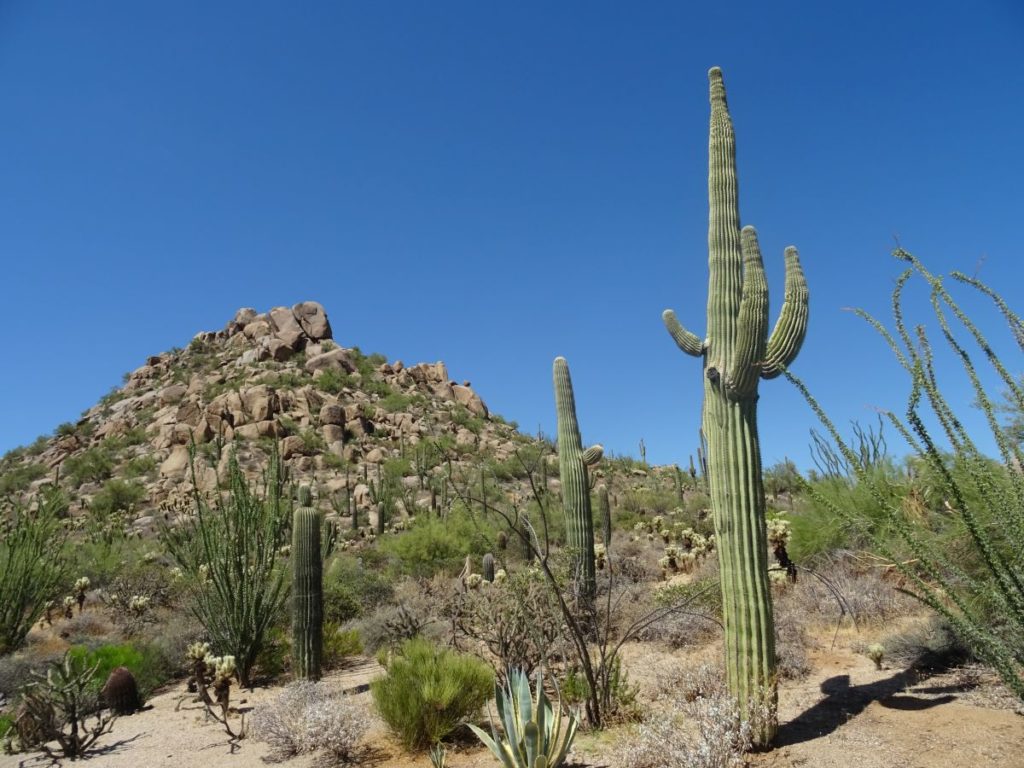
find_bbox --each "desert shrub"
[63,445,118,487]
[351,603,440,654]
[323,554,394,623]
[250,680,369,763]
[0,487,68,654]
[449,566,565,681]
[875,616,971,671]
[378,509,493,578]
[123,455,157,478]
[371,637,494,750]
[89,478,145,522]
[775,555,915,627]
[0,654,44,700]
[773,611,811,680]
[0,462,47,496]
[323,625,363,668]
[613,663,755,768]
[161,451,290,687]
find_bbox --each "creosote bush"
[371,637,494,750]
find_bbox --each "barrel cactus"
[100,666,142,715]
[292,485,323,680]
[661,67,809,746]
[553,357,603,606]
[482,553,496,583]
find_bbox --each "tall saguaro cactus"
[662,67,809,746]
[553,357,603,605]
[292,485,323,680]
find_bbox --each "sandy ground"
[4,634,1022,768]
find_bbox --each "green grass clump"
[371,637,493,750]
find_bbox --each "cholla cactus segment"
[214,655,237,683]
[186,641,212,663]
[74,577,91,594]
[128,595,151,615]
[466,573,484,590]
[867,643,885,670]
[62,596,75,610]
[766,517,792,548]
[493,569,508,584]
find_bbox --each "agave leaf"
[524,721,539,768]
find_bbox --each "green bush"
[371,638,493,750]
[90,479,146,518]
[323,625,363,668]
[66,641,175,701]
[378,509,493,579]
[323,555,394,624]
[64,446,116,487]
[0,462,47,496]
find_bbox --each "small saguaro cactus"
[292,485,324,680]
[661,67,809,746]
[482,553,495,583]
[553,357,603,606]
[597,483,612,550]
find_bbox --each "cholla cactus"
[594,543,607,571]
[128,595,150,616]
[187,641,212,663]
[766,517,791,548]
[493,568,508,584]
[74,577,90,614]
[465,573,484,590]
[62,595,76,619]
[867,643,885,670]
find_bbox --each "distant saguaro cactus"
[597,483,611,550]
[553,357,603,606]
[661,67,809,746]
[292,485,323,680]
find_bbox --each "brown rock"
[268,306,305,349]
[267,338,293,361]
[160,445,191,477]
[242,319,272,339]
[319,404,345,426]
[306,348,356,375]
[280,435,307,460]
[322,424,345,444]
[452,384,489,418]
[292,301,332,340]
[241,386,278,422]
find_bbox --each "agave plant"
[468,669,578,768]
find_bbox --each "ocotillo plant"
[553,356,603,606]
[661,67,808,746]
[292,485,323,680]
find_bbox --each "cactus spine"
[661,67,809,746]
[292,485,323,680]
[553,357,603,605]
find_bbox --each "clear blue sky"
[3,1,1024,471]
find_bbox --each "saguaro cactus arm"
[761,246,809,379]
[662,309,704,356]
[727,226,769,397]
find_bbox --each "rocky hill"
[0,301,546,532]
